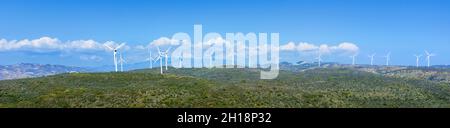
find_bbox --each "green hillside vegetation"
[383,68,450,83]
[1,67,450,108]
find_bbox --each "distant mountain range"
[1,61,450,81]
[0,63,89,80]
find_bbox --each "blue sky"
[1,0,449,67]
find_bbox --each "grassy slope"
[1,68,450,108]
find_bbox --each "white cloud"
[149,37,180,47]
[280,42,359,55]
[28,37,60,49]
[134,45,147,50]
[319,44,331,54]
[332,42,359,54]
[298,42,319,51]
[280,42,297,51]
[65,40,105,51]
[1,36,359,65]
[0,37,61,51]
[80,55,103,62]
[0,37,130,52]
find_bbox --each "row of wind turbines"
[104,43,178,74]
[105,43,183,74]
[104,43,438,74]
[316,50,436,68]
[146,46,185,74]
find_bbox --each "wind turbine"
[350,54,357,65]
[383,52,391,66]
[149,51,153,69]
[146,48,155,69]
[425,50,436,67]
[154,47,164,74]
[154,46,171,74]
[368,53,376,66]
[413,54,422,67]
[209,53,216,67]
[315,52,322,67]
[162,47,171,70]
[178,53,183,68]
[104,43,126,72]
[118,52,127,72]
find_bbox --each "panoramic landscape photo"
[1,0,450,108]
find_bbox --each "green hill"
[1,68,450,108]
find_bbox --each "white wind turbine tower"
[209,53,215,67]
[206,41,215,68]
[118,52,127,72]
[413,54,422,67]
[147,48,155,69]
[149,51,153,69]
[315,52,322,67]
[368,53,376,66]
[178,53,183,68]
[350,54,357,65]
[383,52,391,66]
[162,47,171,70]
[425,50,436,67]
[154,47,164,74]
[154,46,171,74]
[104,43,126,72]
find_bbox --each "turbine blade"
[157,46,161,53]
[104,44,114,50]
[116,43,126,50]
[425,50,430,55]
[154,56,161,63]
[166,47,172,53]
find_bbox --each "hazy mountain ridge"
[1,61,449,82]
[280,62,450,83]
[0,63,89,80]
